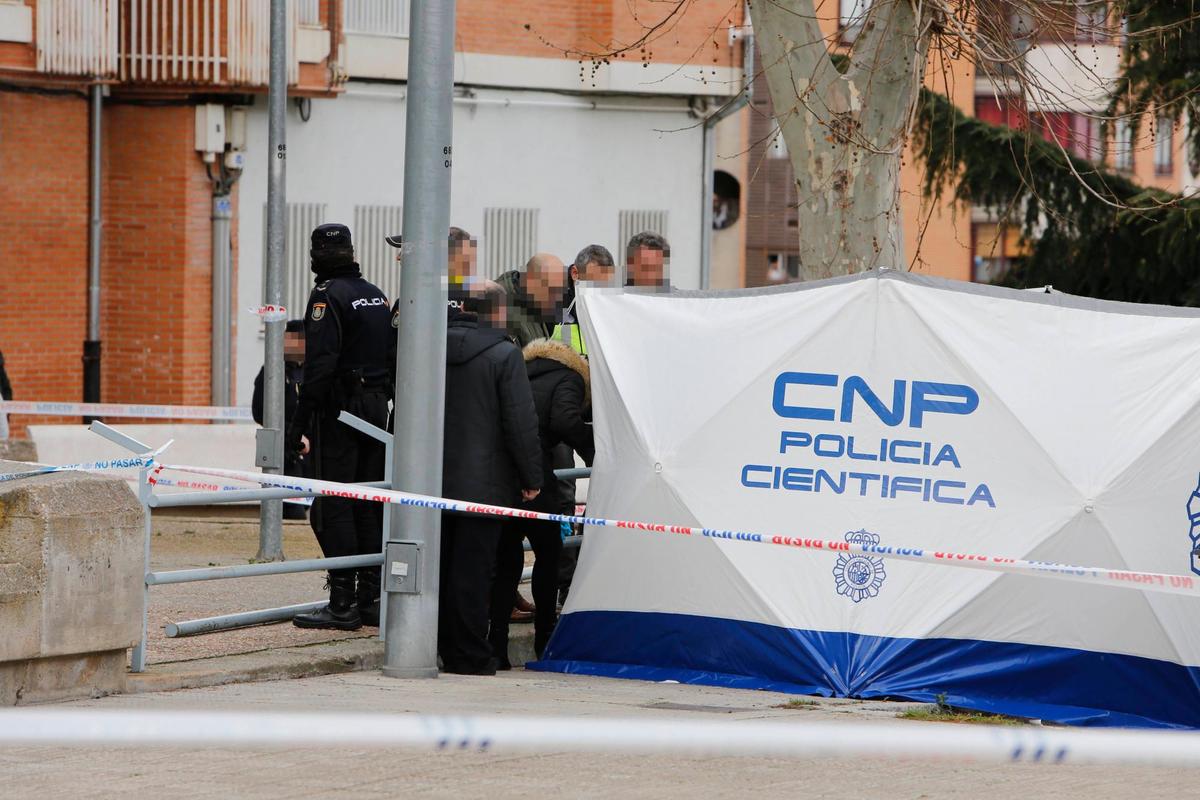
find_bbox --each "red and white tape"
[249,304,289,322]
[158,460,1200,598]
[144,473,312,506]
[0,401,253,422]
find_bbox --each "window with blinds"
[261,202,328,323]
[353,205,404,304]
[482,207,539,279]
[344,0,409,37]
[618,209,669,263]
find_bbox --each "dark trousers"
[309,390,389,574]
[439,513,502,671]
[489,518,563,661]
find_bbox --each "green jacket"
[496,270,553,347]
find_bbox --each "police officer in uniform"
[286,223,393,630]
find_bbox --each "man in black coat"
[489,338,595,663]
[251,319,308,520]
[440,289,543,675]
[285,223,393,631]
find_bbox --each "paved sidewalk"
[143,508,373,666]
[130,508,536,691]
[3,669,1194,799]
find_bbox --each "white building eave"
[342,33,742,98]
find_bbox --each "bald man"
[495,252,569,347]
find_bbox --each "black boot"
[534,626,555,660]
[294,571,362,630]
[357,566,381,628]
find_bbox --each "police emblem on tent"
[833,529,886,603]
[1188,475,1200,576]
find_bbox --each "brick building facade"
[0,0,743,436]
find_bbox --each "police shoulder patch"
[311,302,327,321]
[391,309,400,329]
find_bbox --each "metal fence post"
[379,432,393,638]
[258,0,288,562]
[335,410,396,639]
[383,0,456,679]
[89,422,156,674]
[130,460,153,673]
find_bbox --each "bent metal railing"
[90,419,588,672]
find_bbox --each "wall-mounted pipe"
[83,83,103,414]
[700,28,754,290]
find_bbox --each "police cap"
[312,223,353,252]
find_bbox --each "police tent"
[531,269,1200,729]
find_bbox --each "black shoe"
[294,571,362,631]
[357,566,382,628]
[442,658,499,676]
[534,628,555,660]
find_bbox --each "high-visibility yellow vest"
[551,321,587,357]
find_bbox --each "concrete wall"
[234,83,705,404]
[0,464,143,703]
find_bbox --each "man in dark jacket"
[441,288,543,675]
[252,320,308,520]
[285,223,393,631]
[489,338,595,663]
[495,253,568,347]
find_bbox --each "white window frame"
[1154,115,1175,175]
[1113,118,1134,171]
[839,0,871,43]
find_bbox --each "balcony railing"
[37,0,305,85]
[37,0,120,77]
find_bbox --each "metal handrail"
[88,419,592,669]
[148,553,385,586]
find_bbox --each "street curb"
[124,637,384,694]
[124,626,539,694]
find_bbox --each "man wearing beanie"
[286,223,392,630]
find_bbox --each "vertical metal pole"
[130,463,153,673]
[383,0,456,679]
[378,434,393,639]
[258,0,287,562]
[700,113,715,290]
[83,84,103,415]
[211,194,233,407]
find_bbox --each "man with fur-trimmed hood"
[489,337,595,663]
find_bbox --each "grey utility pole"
[257,0,287,562]
[382,0,457,678]
[82,84,103,421]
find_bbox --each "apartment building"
[0,1,745,431]
[734,0,1190,287]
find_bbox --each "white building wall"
[235,82,704,404]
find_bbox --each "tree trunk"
[749,0,932,280]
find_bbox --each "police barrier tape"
[158,460,1200,598]
[0,400,254,421]
[250,304,288,322]
[0,451,167,484]
[3,708,1200,765]
[135,474,313,506]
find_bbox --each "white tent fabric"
[531,270,1200,728]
